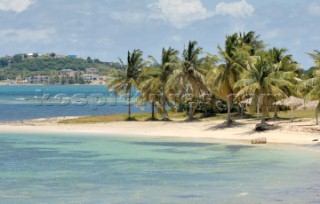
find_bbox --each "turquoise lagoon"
[0,133,319,203]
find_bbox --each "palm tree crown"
[235,53,296,123]
[108,49,144,119]
[298,50,320,125]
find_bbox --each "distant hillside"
[0,53,121,80]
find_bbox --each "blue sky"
[0,0,319,69]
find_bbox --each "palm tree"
[138,67,160,120]
[207,33,250,124]
[138,47,179,120]
[108,49,144,120]
[238,31,265,56]
[235,54,296,123]
[268,47,301,117]
[149,47,179,120]
[298,50,320,125]
[168,41,208,121]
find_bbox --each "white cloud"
[149,0,213,29]
[0,0,36,13]
[215,0,254,18]
[308,2,320,16]
[148,0,255,28]
[0,28,55,43]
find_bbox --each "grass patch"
[60,113,149,124]
[276,109,315,119]
[60,112,189,124]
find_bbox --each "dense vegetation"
[0,53,119,80]
[108,31,320,125]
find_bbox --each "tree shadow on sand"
[205,120,246,131]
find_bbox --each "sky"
[0,0,319,69]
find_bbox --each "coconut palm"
[268,47,301,117]
[139,47,179,120]
[206,33,250,124]
[298,50,320,125]
[308,50,320,67]
[268,48,300,74]
[138,67,160,120]
[238,31,265,56]
[235,54,296,123]
[108,49,144,120]
[168,41,209,121]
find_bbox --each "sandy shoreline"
[1,117,320,146]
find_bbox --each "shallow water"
[0,85,150,121]
[0,133,319,203]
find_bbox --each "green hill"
[0,53,119,80]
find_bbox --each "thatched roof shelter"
[275,96,304,122]
[275,96,304,107]
[297,100,319,111]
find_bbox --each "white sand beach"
[1,117,320,146]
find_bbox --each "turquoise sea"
[0,133,319,203]
[1,85,320,203]
[0,85,150,122]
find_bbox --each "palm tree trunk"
[238,104,244,117]
[261,97,268,124]
[162,84,168,120]
[274,105,279,118]
[227,100,231,121]
[227,94,233,125]
[261,104,266,124]
[188,102,193,121]
[151,100,155,120]
[316,101,320,126]
[128,87,131,119]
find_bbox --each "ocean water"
[0,133,319,203]
[0,85,150,122]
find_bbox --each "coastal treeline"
[108,31,320,125]
[0,53,119,80]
